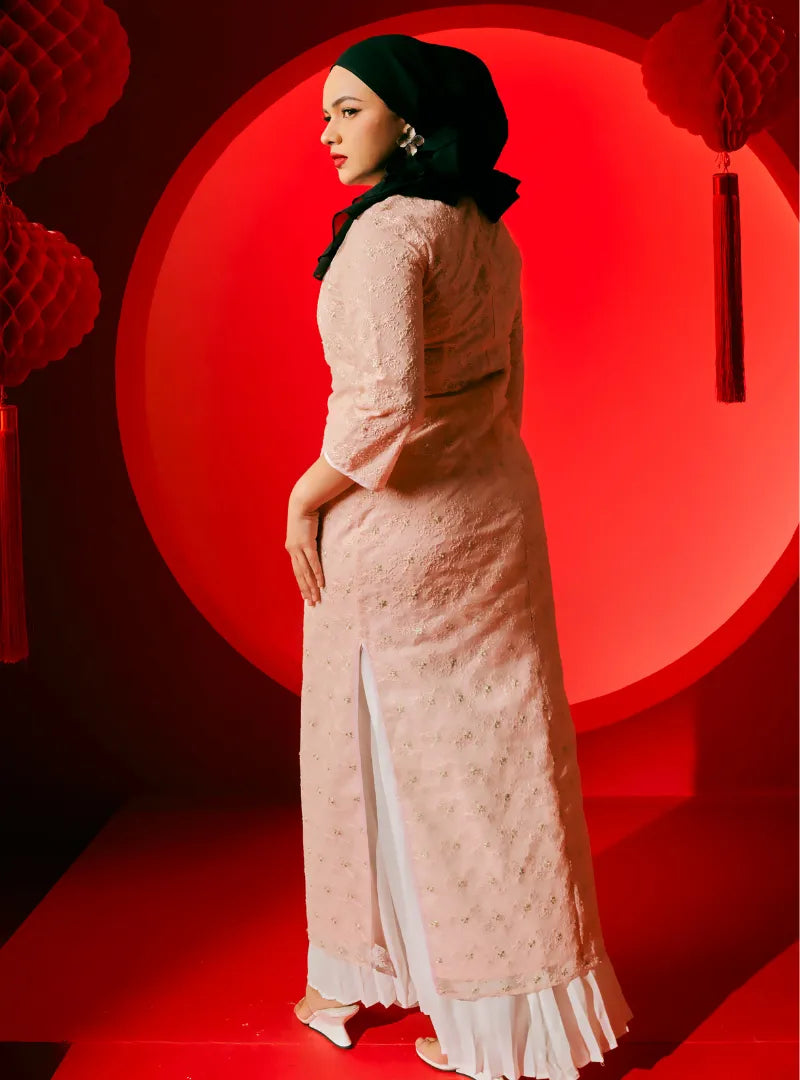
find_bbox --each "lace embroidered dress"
[300,193,633,1077]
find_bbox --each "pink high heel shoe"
[294,995,361,1048]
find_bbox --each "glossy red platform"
[0,795,796,1078]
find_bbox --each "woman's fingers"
[285,500,324,604]
[306,546,325,590]
[291,550,322,604]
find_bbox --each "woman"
[286,34,633,1080]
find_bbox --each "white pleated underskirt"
[307,643,634,1080]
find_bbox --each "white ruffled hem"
[308,944,632,1080]
[306,643,633,1080]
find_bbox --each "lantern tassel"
[0,392,29,662]
[712,169,746,402]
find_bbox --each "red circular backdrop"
[116,11,799,728]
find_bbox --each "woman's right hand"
[285,495,325,606]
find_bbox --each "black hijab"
[313,34,521,280]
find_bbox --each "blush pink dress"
[300,193,633,1079]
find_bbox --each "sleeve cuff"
[322,446,383,491]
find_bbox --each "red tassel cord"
[712,161,746,403]
[0,391,29,662]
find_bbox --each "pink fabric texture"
[301,193,619,1000]
[306,643,633,1080]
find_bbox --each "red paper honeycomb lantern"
[1,199,100,387]
[642,0,798,152]
[0,0,130,184]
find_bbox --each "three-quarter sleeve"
[506,289,525,432]
[320,208,427,492]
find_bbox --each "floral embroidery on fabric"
[301,193,611,1000]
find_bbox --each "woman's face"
[321,65,407,187]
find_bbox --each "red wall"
[0,0,796,814]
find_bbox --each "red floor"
[0,794,796,1078]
